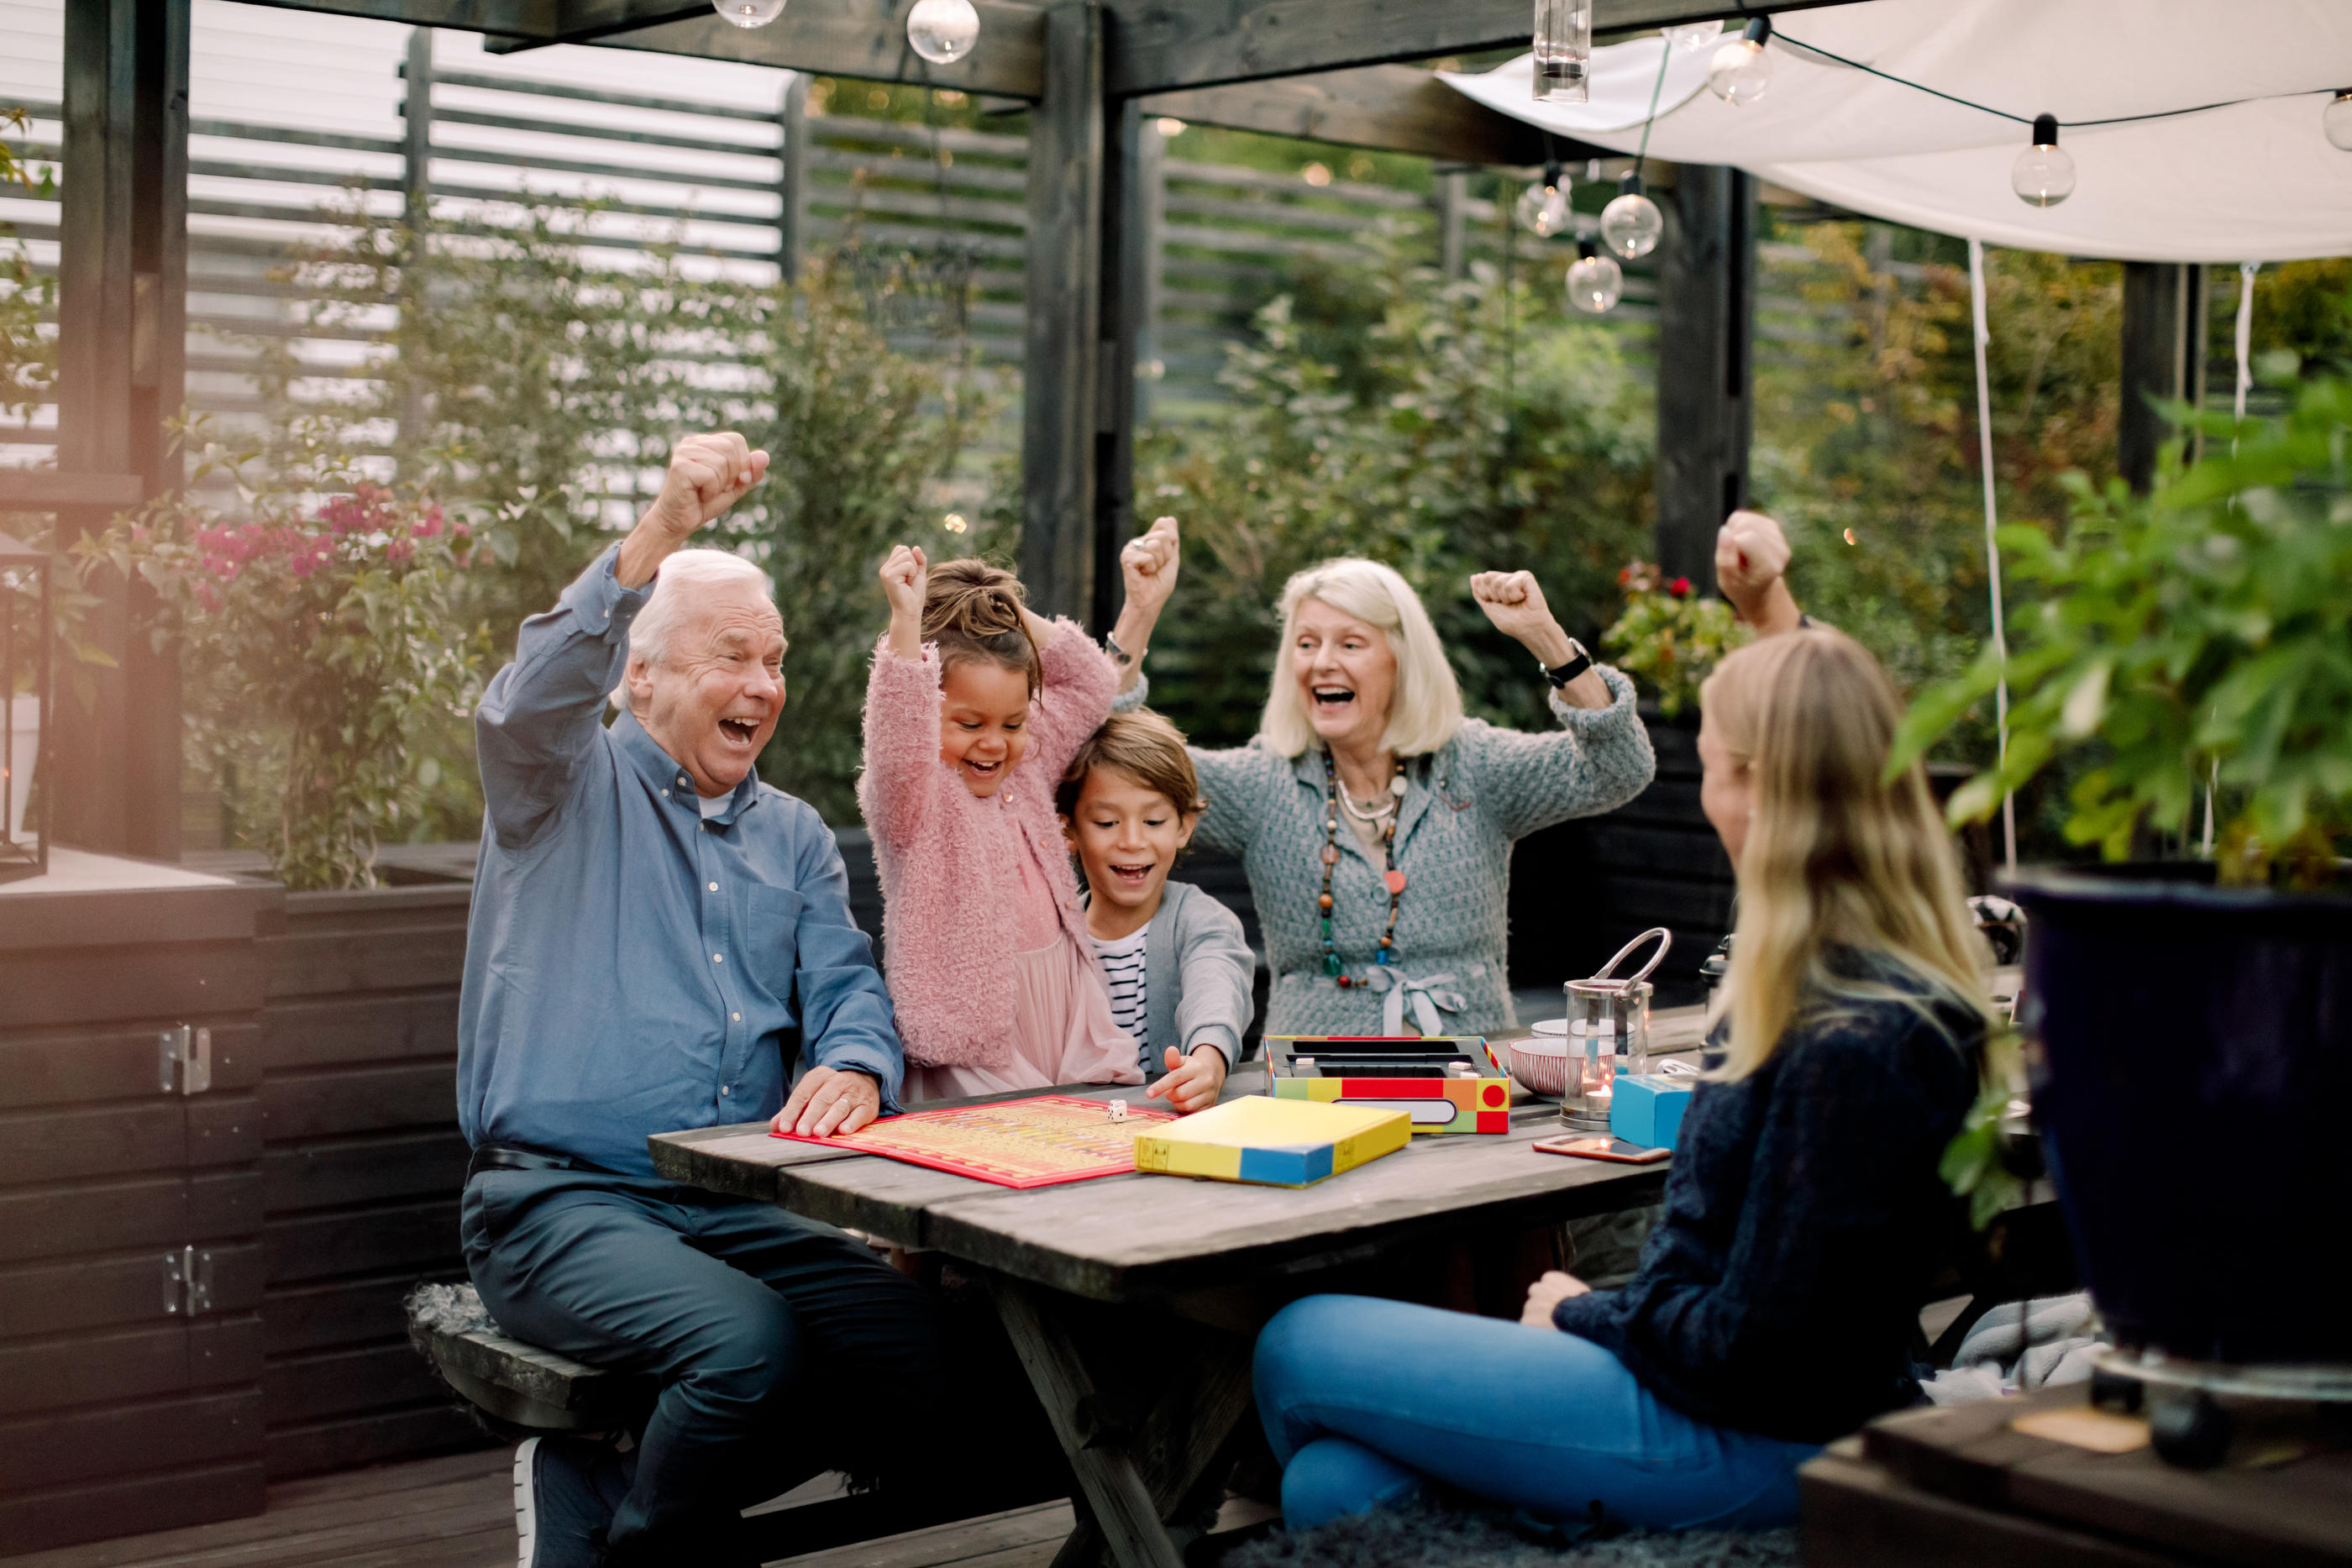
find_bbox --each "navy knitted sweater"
[1553,957,1983,1444]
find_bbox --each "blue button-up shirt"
[456,544,903,1177]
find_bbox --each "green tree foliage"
[1128,232,1654,747]
[1754,225,2123,707]
[264,201,994,825]
[1891,349,2352,887]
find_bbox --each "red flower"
[1669,577,1692,598]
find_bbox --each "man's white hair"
[614,548,780,710]
[1259,557,1464,758]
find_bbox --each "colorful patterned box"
[1263,1035,1512,1135]
[1270,1072,1513,1134]
[1132,1096,1410,1187]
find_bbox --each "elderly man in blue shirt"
[458,434,936,1568]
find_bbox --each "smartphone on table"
[1532,1135,1670,1164]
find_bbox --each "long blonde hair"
[1701,628,1991,1078]
[1259,559,1464,758]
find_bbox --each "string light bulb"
[1515,162,1572,237]
[1567,241,1623,313]
[1531,0,1594,103]
[1706,15,1772,106]
[1600,170,1663,260]
[2011,113,2075,207]
[2325,90,2352,152]
[712,0,784,27]
[906,0,981,63]
[1662,19,1724,52]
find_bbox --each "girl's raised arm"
[858,546,944,847]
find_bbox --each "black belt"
[466,1143,617,1184]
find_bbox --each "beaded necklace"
[1318,750,1407,987]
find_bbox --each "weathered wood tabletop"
[647,1009,1715,1568]
[646,1011,1714,1305]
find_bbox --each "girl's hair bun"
[924,559,1042,694]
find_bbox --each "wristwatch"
[1541,639,1593,689]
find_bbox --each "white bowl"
[1505,1033,1573,1097]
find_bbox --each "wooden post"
[54,0,188,858]
[1091,93,1148,633]
[400,27,432,452]
[776,71,809,283]
[402,26,433,216]
[2119,261,2206,493]
[1651,164,1753,595]
[1436,166,1468,281]
[1020,1,1104,625]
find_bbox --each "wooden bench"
[404,1286,655,1435]
[404,1283,1075,1559]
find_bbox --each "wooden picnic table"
[648,1010,1714,1568]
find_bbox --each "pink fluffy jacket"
[858,625,1116,1068]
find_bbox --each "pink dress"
[860,625,1144,1101]
[903,821,1140,1102]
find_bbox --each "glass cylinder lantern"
[0,528,50,884]
[1559,978,1653,1128]
[1557,928,1671,1130]
[1531,0,1594,102]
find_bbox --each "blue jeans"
[1253,1295,1820,1533]
[463,1168,942,1564]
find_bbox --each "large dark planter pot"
[2008,864,2352,1365]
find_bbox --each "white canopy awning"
[1441,0,2352,262]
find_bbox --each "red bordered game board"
[773,1094,1178,1188]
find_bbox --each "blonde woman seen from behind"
[1697,628,1992,1078]
[1254,627,1991,1535]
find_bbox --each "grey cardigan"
[1128,667,1655,1038]
[1099,879,1257,1069]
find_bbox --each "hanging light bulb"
[713,0,784,26]
[1531,0,1594,103]
[1600,170,1663,261]
[1567,241,1623,313]
[1515,161,1572,238]
[1706,16,1772,106]
[2011,113,2076,207]
[2324,90,2352,152]
[1662,19,1724,52]
[906,0,981,63]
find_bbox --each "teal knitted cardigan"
[1127,668,1656,1038]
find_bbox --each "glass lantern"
[1557,928,1670,1130]
[1559,978,1653,1128]
[0,528,50,884]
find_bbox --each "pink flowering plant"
[1601,561,1749,719]
[74,417,486,889]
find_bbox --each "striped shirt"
[1089,924,1151,1074]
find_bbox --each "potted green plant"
[1891,355,2352,1367]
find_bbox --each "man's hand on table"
[773,1067,883,1138]
[1520,1269,1591,1329]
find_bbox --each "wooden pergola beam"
[503,0,1048,93]
[1102,0,1858,97]
[1137,64,1563,165]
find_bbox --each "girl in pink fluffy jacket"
[861,527,1179,1100]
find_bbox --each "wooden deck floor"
[0,1451,1079,1568]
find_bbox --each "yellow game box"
[1132,1096,1410,1188]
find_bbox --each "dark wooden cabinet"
[0,870,276,1554]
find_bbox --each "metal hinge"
[162,1245,215,1317]
[159,1025,213,1096]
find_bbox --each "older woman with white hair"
[1114,548,1641,1036]
[1112,514,1802,1037]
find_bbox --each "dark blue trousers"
[462,1167,942,1563]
